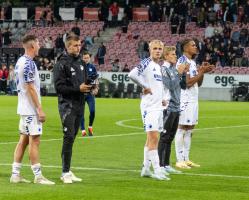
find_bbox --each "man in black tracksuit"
[53,35,92,184]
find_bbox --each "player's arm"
[197,73,204,87]
[162,88,170,107]
[180,72,187,89]
[26,82,45,123]
[176,61,190,89]
[186,70,204,88]
[24,63,45,123]
[195,63,214,87]
[162,67,182,90]
[129,65,150,92]
[91,78,99,96]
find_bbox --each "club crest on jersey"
[192,70,197,76]
[148,124,152,129]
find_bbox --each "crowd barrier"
[39,71,249,101]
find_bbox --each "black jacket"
[53,52,87,114]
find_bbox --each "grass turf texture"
[0,96,248,200]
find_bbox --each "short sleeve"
[23,61,35,83]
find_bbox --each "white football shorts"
[19,115,42,135]
[179,101,198,125]
[141,110,163,132]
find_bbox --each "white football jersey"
[129,57,164,112]
[15,55,41,115]
[176,55,198,103]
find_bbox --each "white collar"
[163,61,173,68]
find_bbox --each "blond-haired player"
[129,40,169,180]
[158,46,188,174]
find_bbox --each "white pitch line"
[115,118,249,131]
[180,172,249,179]
[0,138,62,145]
[0,163,249,180]
[116,119,143,130]
[199,115,249,119]
[0,132,144,145]
[0,119,249,145]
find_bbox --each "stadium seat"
[133,85,142,98]
[107,82,116,98]
[113,82,125,98]
[96,82,106,97]
[126,83,134,98]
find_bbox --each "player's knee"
[150,138,159,147]
[63,134,74,144]
[159,133,169,143]
[30,136,40,146]
[19,136,29,146]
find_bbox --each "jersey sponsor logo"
[154,74,162,81]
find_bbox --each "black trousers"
[158,110,180,167]
[60,108,82,173]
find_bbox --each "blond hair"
[163,46,176,56]
[149,39,164,50]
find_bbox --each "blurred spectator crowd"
[1,0,249,78]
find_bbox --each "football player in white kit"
[129,40,170,180]
[10,35,54,185]
[175,39,214,169]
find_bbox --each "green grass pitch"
[0,96,248,200]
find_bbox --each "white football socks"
[143,146,151,169]
[175,129,186,162]
[31,163,42,177]
[12,162,22,176]
[148,150,161,174]
[183,130,192,161]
